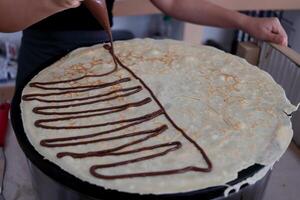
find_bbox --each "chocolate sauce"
[22,0,212,180]
[84,0,112,42]
[84,0,116,57]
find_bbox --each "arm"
[151,0,287,46]
[0,0,83,32]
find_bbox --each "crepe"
[21,39,296,194]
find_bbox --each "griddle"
[10,65,264,200]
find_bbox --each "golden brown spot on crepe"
[90,58,104,67]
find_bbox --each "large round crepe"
[21,39,296,194]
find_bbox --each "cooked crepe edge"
[20,38,296,195]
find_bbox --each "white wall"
[112,14,183,40]
[112,15,154,38]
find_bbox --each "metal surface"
[28,160,271,200]
[28,162,95,200]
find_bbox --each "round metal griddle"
[11,65,264,200]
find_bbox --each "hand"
[241,17,288,46]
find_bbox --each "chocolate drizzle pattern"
[22,44,212,180]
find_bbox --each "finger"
[265,31,285,45]
[271,18,288,46]
[277,26,288,46]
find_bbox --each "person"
[0,0,288,89]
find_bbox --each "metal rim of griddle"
[11,65,264,200]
